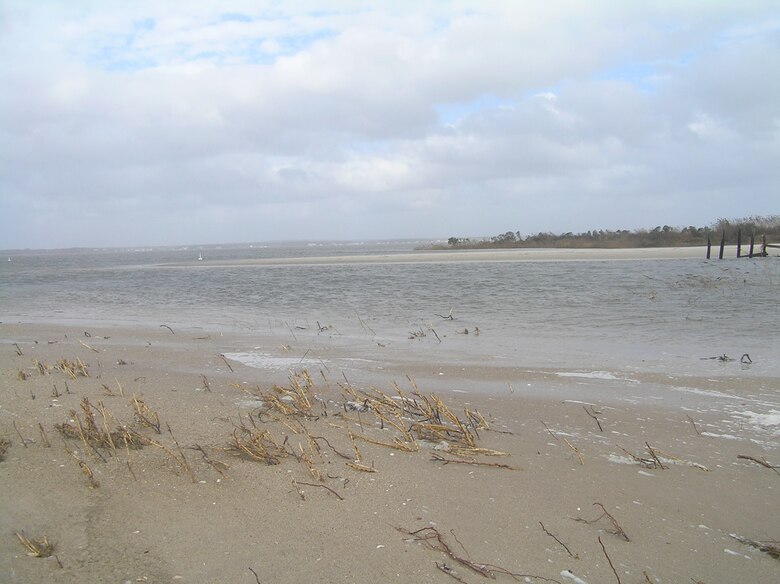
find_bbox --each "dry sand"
[1,322,778,584]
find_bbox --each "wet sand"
[1,322,778,584]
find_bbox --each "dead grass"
[15,531,55,557]
[54,358,89,379]
[0,436,10,461]
[55,397,142,453]
[226,417,287,465]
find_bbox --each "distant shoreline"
[167,245,727,267]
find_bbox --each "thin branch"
[686,415,702,436]
[292,480,344,501]
[583,406,603,432]
[436,562,469,583]
[541,420,559,441]
[539,522,575,558]
[599,536,621,584]
[431,452,521,470]
[248,566,262,584]
[219,354,234,372]
[573,503,630,542]
[737,454,780,475]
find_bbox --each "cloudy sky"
[1,1,779,249]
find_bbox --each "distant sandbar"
[172,245,719,267]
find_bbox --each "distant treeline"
[437,215,780,250]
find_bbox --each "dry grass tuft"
[226,422,287,465]
[132,395,161,433]
[54,358,89,379]
[15,531,55,557]
[253,371,319,419]
[0,437,10,461]
[337,383,492,456]
[55,397,143,453]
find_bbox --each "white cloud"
[1,1,779,247]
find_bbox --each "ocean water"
[1,241,779,379]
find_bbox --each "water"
[1,242,779,378]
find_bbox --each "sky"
[1,1,779,249]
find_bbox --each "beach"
[1,317,778,584]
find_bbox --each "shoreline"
[164,245,722,267]
[1,321,778,583]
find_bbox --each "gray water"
[1,242,778,377]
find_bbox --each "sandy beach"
[1,321,778,584]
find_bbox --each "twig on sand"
[346,460,376,473]
[583,406,603,432]
[397,525,560,582]
[219,354,234,373]
[599,536,622,584]
[13,421,29,448]
[292,479,344,501]
[190,444,229,477]
[160,324,175,335]
[38,423,50,448]
[436,562,469,583]
[248,566,262,583]
[686,415,702,436]
[431,452,520,470]
[563,438,583,465]
[66,448,99,488]
[167,423,195,483]
[311,436,351,460]
[729,534,780,560]
[737,454,780,475]
[644,442,666,470]
[541,420,559,441]
[539,522,575,558]
[78,339,99,353]
[574,503,630,542]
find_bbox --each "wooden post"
[749,233,755,258]
[763,234,767,256]
[736,229,741,258]
[719,231,725,260]
[706,235,711,259]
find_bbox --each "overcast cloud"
[1,0,779,248]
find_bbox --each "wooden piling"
[706,235,711,259]
[718,231,725,260]
[749,234,755,258]
[737,229,742,258]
